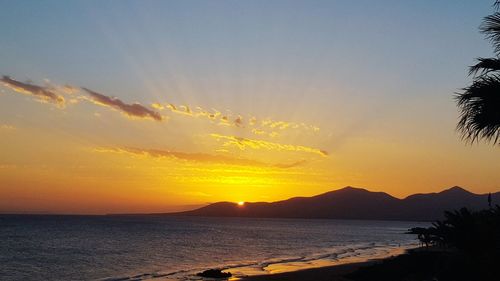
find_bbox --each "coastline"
[230,246,412,281]
[234,260,377,281]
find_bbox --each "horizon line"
[2,185,497,216]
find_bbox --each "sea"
[0,215,428,281]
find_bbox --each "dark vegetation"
[456,1,500,144]
[348,206,500,281]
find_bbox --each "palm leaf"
[469,57,500,76]
[481,13,500,54]
[455,74,500,144]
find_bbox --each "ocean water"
[0,215,427,281]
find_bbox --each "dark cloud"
[0,76,65,105]
[234,116,243,127]
[82,88,162,121]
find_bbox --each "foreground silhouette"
[456,1,500,144]
[348,206,500,281]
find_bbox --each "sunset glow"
[0,1,498,215]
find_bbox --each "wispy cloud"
[94,146,307,168]
[82,88,163,121]
[0,124,15,130]
[153,101,320,134]
[251,128,279,138]
[1,73,321,138]
[252,128,266,135]
[164,103,194,117]
[1,76,165,122]
[261,119,320,132]
[151,103,164,110]
[274,159,308,168]
[0,76,65,106]
[210,134,328,157]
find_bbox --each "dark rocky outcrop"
[196,269,232,278]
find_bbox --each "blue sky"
[0,0,493,100]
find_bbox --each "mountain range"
[168,186,499,221]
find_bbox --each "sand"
[231,246,410,281]
[236,260,377,281]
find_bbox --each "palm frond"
[480,12,500,54]
[469,57,500,76]
[455,74,500,145]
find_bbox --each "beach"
[237,260,377,281]
[237,247,440,281]
[232,246,409,281]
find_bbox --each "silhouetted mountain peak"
[313,186,379,199]
[329,186,396,200]
[166,186,498,221]
[440,186,472,195]
[341,186,366,191]
[325,186,371,194]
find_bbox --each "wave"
[100,241,418,281]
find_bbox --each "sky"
[0,0,499,214]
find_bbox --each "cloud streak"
[0,75,164,122]
[1,76,65,106]
[0,124,15,130]
[82,88,163,121]
[153,101,320,134]
[1,73,321,138]
[94,147,306,169]
[210,134,328,157]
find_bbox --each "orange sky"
[1,76,498,214]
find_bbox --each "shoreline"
[234,259,384,281]
[230,247,412,281]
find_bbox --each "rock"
[196,269,232,278]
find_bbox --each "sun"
[237,201,245,206]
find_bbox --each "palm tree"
[456,2,500,145]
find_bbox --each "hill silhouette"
[168,186,499,221]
